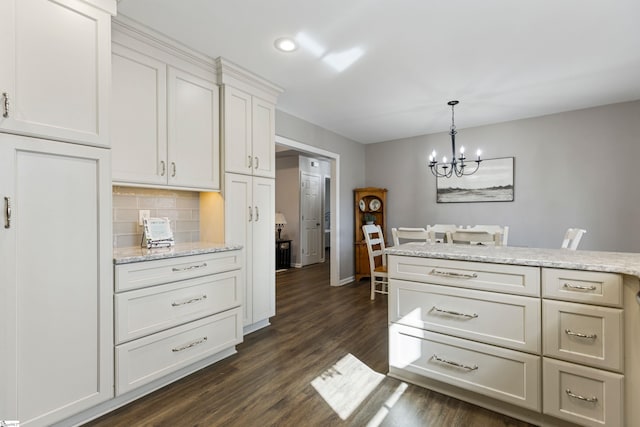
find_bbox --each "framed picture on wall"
[436,157,515,203]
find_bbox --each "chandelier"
[428,100,482,178]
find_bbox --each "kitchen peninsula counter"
[114,241,243,264]
[385,243,640,278]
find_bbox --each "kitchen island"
[385,243,640,427]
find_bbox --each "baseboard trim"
[338,275,355,286]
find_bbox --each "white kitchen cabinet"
[225,173,275,331]
[0,0,115,147]
[0,134,112,427]
[223,85,276,178]
[111,20,220,191]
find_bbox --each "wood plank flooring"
[86,258,534,427]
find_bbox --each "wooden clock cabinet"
[354,187,387,281]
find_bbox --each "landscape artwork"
[436,157,514,203]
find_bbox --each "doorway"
[275,135,340,287]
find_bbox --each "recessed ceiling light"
[274,37,297,52]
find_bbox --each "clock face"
[359,199,366,211]
[369,198,381,211]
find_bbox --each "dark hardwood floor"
[86,257,534,427]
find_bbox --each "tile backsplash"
[113,186,200,248]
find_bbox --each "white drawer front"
[543,300,623,372]
[115,270,242,344]
[543,358,623,427]
[115,251,242,292]
[542,268,622,307]
[390,279,541,353]
[388,255,540,297]
[115,308,242,395]
[390,324,540,411]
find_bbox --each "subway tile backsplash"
[113,186,200,248]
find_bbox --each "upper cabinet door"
[223,86,253,175]
[252,97,276,178]
[111,44,168,186]
[0,0,113,147]
[167,67,220,190]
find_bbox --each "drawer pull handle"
[432,306,478,319]
[4,196,11,229]
[172,336,208,353]
[171,294,208,307]
[172,262,208,272]
[432,354,478,371]
[565,329,597,340]
[563,282,596,291]
[566,389,598,403]
[429,269,478,279]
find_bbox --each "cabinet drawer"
[115,251,242,292]
[390,279,540,353]
[542,268,622,307]
[543,300,623,372]
[115,270,242,344]
[390,324,540,411]
[543,358,623,427]
[115,308,242,395]
[388,256,540,297]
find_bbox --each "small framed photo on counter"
[142,217,174,248]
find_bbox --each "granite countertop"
[385,243,640,278]
[114,241,243,264]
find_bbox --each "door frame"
[275,135,341,287]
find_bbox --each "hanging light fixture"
[428,100,482,178]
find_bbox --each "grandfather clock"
[354,187,387,281]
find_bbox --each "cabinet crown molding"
[216,57,283,104]
[84,0,117,15]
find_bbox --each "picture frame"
[142,217,175,248]
[436,157,515,203]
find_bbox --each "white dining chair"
[362,224,388,300]
[466,225,509,246]
[561,228,586,250]
[426,224,459,243]
[391,227,430,246]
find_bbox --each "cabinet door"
[223,86,253,175]
[168,67,220,190]
[224,173,253,326]
[252,176,276,322]
[0,0,113,147]
[251,97,276,178]
[111,43,167,185]
[0,134,113,425]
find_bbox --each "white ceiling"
[117,0,640,144]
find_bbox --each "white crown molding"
[216,57,283,103]
[82,0,117,15]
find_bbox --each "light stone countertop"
[114,241,243,264]
[385,243,640,278]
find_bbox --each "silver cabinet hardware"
[160,160,166,176]
[2,92,9,118]
[255,206,260,221]
[171,262,207,272]
[248,206,253,222]
[432,306,478,319]
[171,336,207,352]
[254,156,259,169]
[565,329,597,340]
[4,196,11,229]
[566,389,598,403]
[171,162,176,177]
[171,295,207,307]
[432,354,478,371]
[248,155,252,168]
[429,269,478,279]
[563,282,596,291]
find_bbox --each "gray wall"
[365,101,640,252]
[276,110,366,280]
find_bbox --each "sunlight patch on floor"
[311,353,384,420]
[366,382,408,427]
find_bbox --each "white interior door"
[300,171,322,266]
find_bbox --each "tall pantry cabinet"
[219,58,283,333]
[0,1,115,426]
